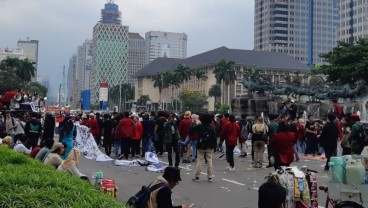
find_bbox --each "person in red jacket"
[118,112,135,159]
[220,114,242,171]
[131,114,143,157]
[178,111,192,162]
[270,122,295,169]
[87,113,100,145]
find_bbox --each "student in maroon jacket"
[118,111,135,159]
[87,113,100,145]
[220,114,242,171]
[270,122,295,170]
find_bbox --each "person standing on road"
[118,112,136,159]
[270,122,295,169]
[101,114,113,157]
[42,112,55,142]
[24,113,42,150]
[163,113,180,168]
[141,113,155,156]
[5,112,17,144]
[61,119,75,160]
[266,114,278,168]
[192,113,216,182]
[220,114,242,171]
[319,113,339,171]
[304,115,318,155]
[178,111,192,163]
[349,114,364,155]
[154,111,167,156]
[131,114,143,158]
[252,117,268,168]
[147,167,189,208]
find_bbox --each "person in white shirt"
[13,134,31,155]
[14,114,26,143]
[5,112,17,142]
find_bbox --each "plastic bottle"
[345,159,365,185]
[94,170,104,185]
[329,157,345,183]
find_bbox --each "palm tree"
[17,58,36,86]
[213,59,236,104]
[208,84,222,108]
[174,63,191,85]
[192,68,208,90]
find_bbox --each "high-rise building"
[76,40,93,110]
[338,0,368,43]
[17,37,39,81]
[91,2,129,104]
[128,33,146,87]
[145,31,187,63]
[67,55,77,107]
[254,0,339,66]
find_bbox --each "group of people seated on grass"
[0,133,88,181]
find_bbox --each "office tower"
[67,55,77,107]
[91,1,129,104]
[145,31,187,63]
[338,0,368,43]
[76,40,93,110]
[254,0,339,65]
[128,33,146,87]
[17,37,39,81]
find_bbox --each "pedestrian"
[341,117,352,155]
[349,114,364,155]
[237,113,249,158]
[183,114,200,163]
[113,114,122,158]
[95,112,103,146]
[101,114,113,156]
[220,114,242,171]
[252,117,268,168]
[163,113,180,168]
[24,113,42,150]
[42,112,55,142]
[295,118,306,154]
[266,114,278,168]
[178,111,192,163]
[14,113,26,144]
[88,113,100,146]
[319,113,339,171]
[192,113,216,182]
[154,111,167,156]
[131,114,143,157]
[118,111,135,159]
[332,99,344,118]
[141,112,155,156]
[270,122,295,169]
[304,115,318,155]
[258,181,286,208]
[5,112,17,144]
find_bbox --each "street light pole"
[59,84,61,106]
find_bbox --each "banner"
[75,124,113,162]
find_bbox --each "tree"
[319,39,368,84]
[137,95,150,105]
[174,63,191,84]
[208,84,222,107]
[213,59,236,104]
[25,82,48,98]
[178,89,208,112]
[218,104,231,114]
[192,68,208,90]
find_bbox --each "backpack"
[358,124,368,147]
[126,183,166,208]
[198,125,215,150]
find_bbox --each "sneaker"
[266,164,273,168]
[228,167,235,172]
[208,178,213,182]
[192,177,200,182]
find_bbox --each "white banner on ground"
[75,124,113,162]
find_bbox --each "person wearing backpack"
[191,113,217,182]
[127,167,188,208]
[237,114,249,158]
[349,114,365,155]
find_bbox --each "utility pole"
[58,84,61,107]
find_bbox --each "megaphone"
[15,93,22,101]
[40,106,46,112]
[65,104,70,108]
[54,103,59,107]
[35,106,39,112]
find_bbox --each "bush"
[0,147,125,208]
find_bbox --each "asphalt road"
[78,145,330,208]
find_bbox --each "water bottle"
[93,170,103,186]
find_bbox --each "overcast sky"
[0,0,254,98]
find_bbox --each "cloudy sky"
[0,0,254,98]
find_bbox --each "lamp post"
[58,84,61,107]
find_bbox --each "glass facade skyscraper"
[17,38,39,81]
[254,0,339,66]
[91,2,129,104]
[145,31,187,63]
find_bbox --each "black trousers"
[154,135,164,154]
[131,139,141,157]
[226,145,236,168]
[165,137,180,167]
[324,147,336,170]
[103,135,112,156]
[121,138,131,159]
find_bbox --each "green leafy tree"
[174,63,191,84]
[208,84,222,107]
[192,68,208,89]
[319,39,368,84]
[178,89,208,112]
[218,103,231,114]
[25,82,48,98]
[213,59,236,104]
[137,95,150,105]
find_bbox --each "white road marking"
[222,178,245,186]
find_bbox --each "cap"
[51,142,64,151]
[163,167,182,182]
[82,114,87,119]
[89,113,94,117]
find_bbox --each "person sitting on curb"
[35,139,55,162]
[13,134,31,155]
[44,142,66,169]
[57,148,89,181]
[147,167,189,208]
